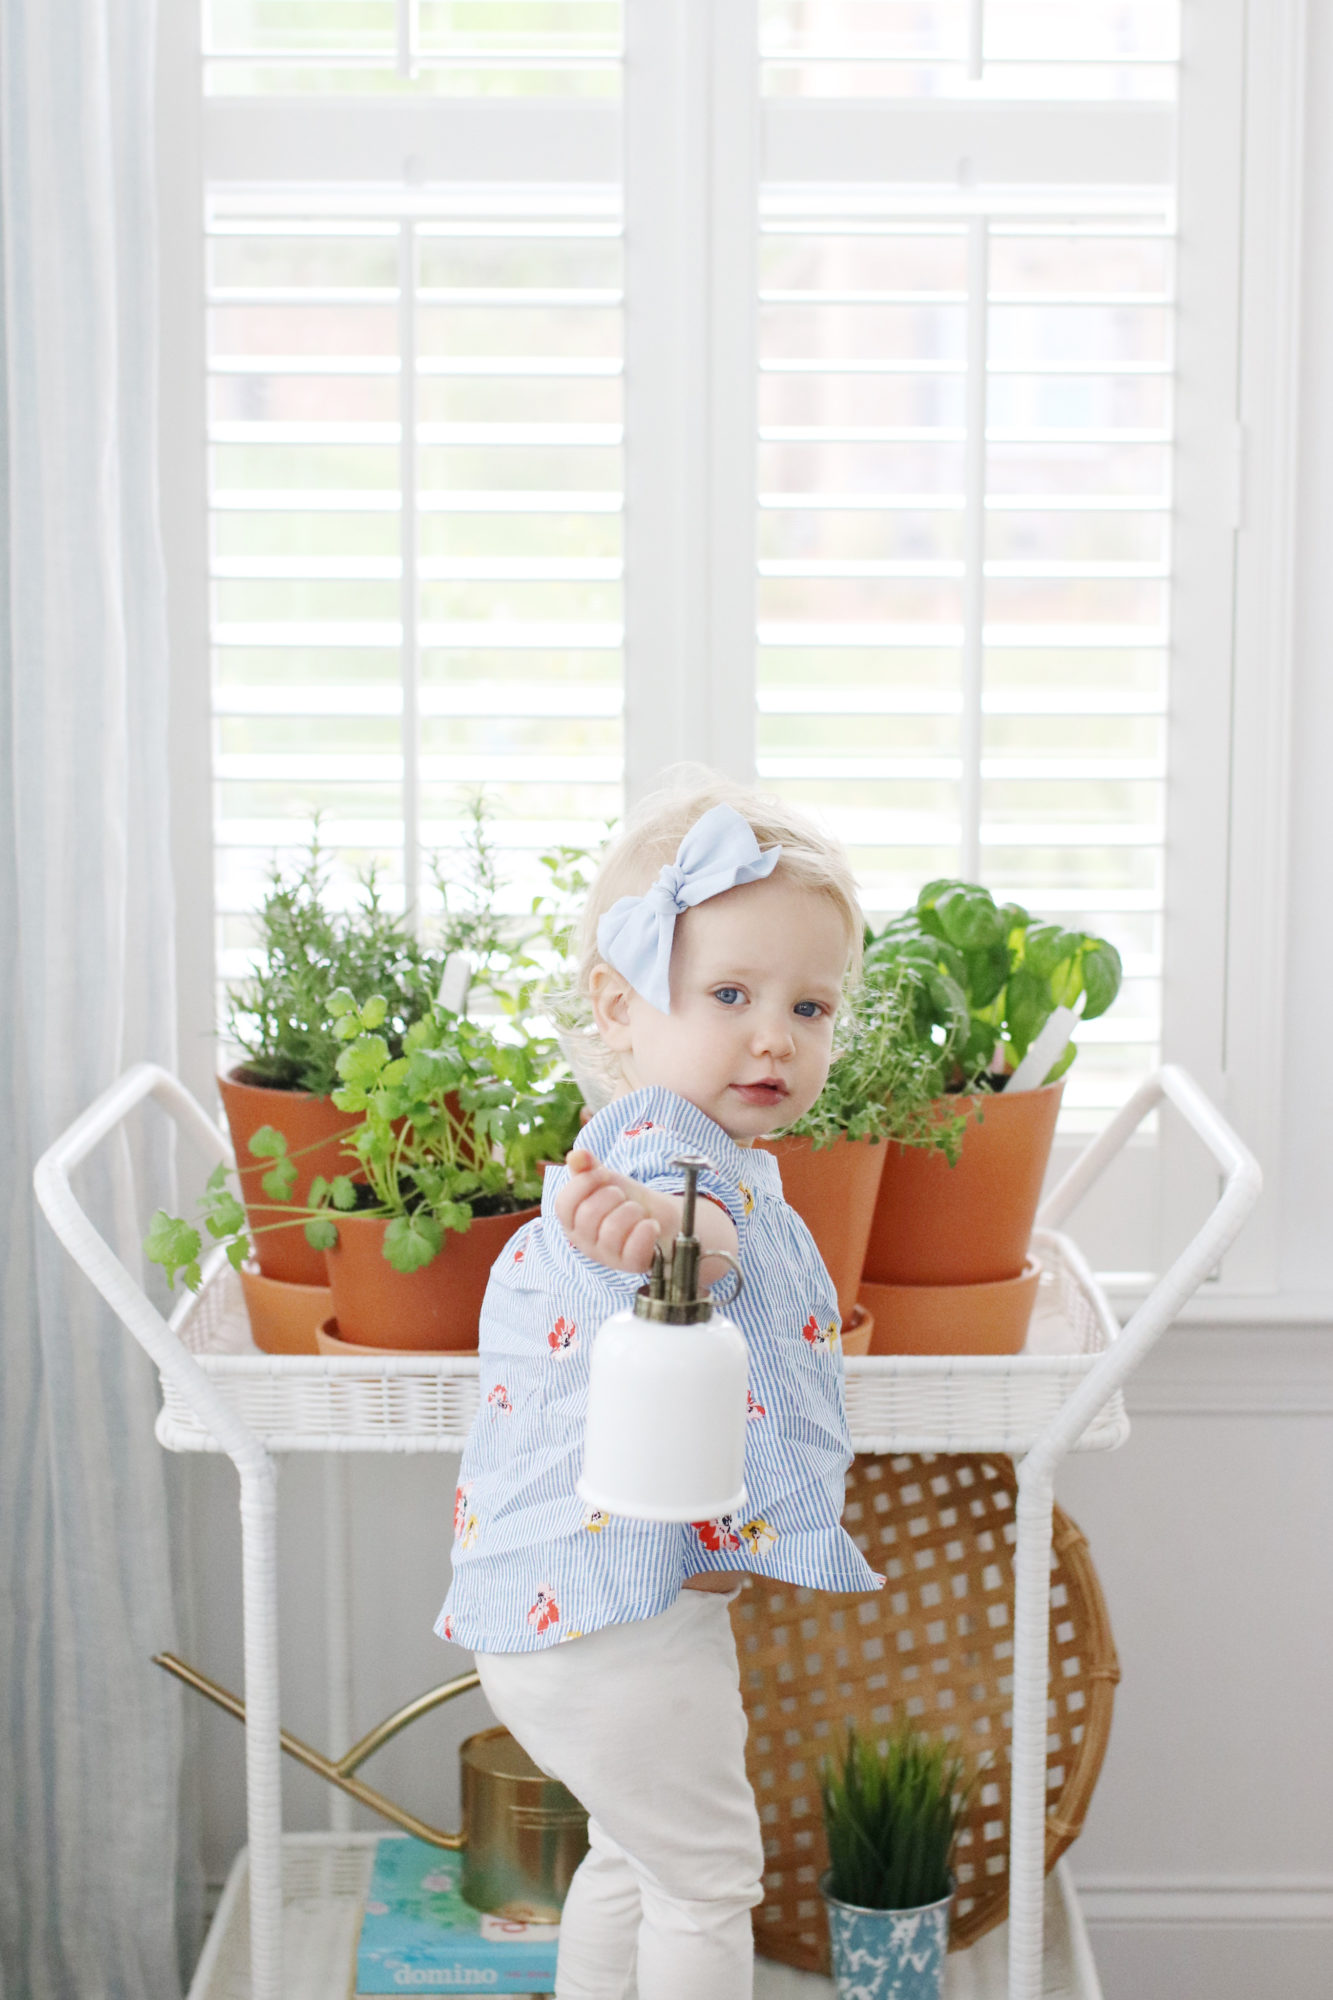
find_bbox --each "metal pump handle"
[633,1153,744,1323]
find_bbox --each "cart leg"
[324,1455,354,1833]
[1009,1464,1055,2000]
[239,1456,284,2000]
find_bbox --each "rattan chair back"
[732,1452,1119,1970]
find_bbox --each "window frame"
[157,0,1305,1300]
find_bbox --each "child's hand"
[555,1148,662,1275]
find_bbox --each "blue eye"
[794,1001,824,1019]
[713,987,743,1006]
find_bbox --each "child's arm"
[554,1147,739,1276]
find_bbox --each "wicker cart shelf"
[35,1064,1261,2000]
[162,1223,1126,1457]
[188,1835,1101,2000]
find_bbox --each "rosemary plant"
[224,804,601,1097]
[224,832,444,1098]
[820,1721,969,1913]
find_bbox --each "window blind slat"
[207,182,624,949]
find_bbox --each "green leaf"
[327,986,358,1019]
[246,1125,289,1161]
[201,1166,247,1235]
[225,1238,248,1273]
[368,1085,410,1125]
[434,1200,474,1236]
[404,1045,461,1096]
[1044,1040,1077,1083]
[963,940,1009,1010]
[260,1158,298,1201]
[962,1014,1000,1074]
[203,1189,248,1239]
[1051,952,1084,1009]
[335,1032,391,1091]
[308,1175,330,1208]
[1080,940,1122,1020]
[936,884,1003,951]
[383,1211,444,1273]
[330,1176,359,1211]
[144,1211,203,1292]
[304,1217,339,1251]
[1004,964,1052,1060]
[927,937,968,989]
[914,877,955,912]
[1020,923,1078,982]
[359,992,388,1030]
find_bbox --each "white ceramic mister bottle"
[577,1153,749,1522]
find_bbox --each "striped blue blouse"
[436,1084,883,1654]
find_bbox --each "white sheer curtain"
[0,1,200,1994]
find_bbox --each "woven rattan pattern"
[841,1237,1128,1454]
[732,1453,1119,1973]
[157,1237,1126,1455]
[159,1266,481,1452]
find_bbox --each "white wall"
[176,22,1333,1998]
[1063,11,1333,1983]
[1060,1339,1333,1994]
[1280,4,1333,1304]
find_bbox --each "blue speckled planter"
[820,1873,952,2000]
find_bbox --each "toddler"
[436,775,883,2000]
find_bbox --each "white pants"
[477,1589,765,2000]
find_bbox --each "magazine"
[353,1835,559,1996]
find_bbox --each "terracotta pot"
[859,1256,1042,1357]
[238,1264,331,1356]
[322,1204,540,1351]
[840,1300,874,1357]
[315,1317,407,1358]
[218,1069,362,1287]
[755,1134,887,1324]
[863,1079,1064,1288]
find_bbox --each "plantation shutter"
[202,3,625,989]
[751,2,1181,1133]
[192,0,1244,1273]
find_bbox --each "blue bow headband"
[596,803,782,1014]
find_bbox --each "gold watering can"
[154,1652,588,1923]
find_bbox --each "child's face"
[590,872,849,1143]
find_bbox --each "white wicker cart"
[34,1064,1260,2000]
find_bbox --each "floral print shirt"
[436,1085,882,1654]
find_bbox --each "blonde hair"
[556,767,865,1103]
